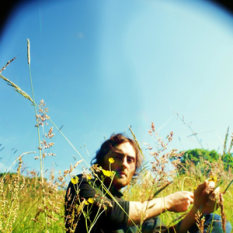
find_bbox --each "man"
[65,133,231,233]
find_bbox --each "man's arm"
[128,180,219,233]
[128,191,194,225]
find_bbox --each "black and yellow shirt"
[65,174,133,233]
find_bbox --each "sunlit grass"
[0,40,232,233]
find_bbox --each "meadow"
[0,145,232,232]
[0,40,232,232]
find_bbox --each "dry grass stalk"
[147,122,177,187]
[0,57,16,74]
[227,132,233,154]
[129,126,145,159]
[35,101,55,161]
[219,193,226,233]
[175,112,203,148]
[0,74,34,103]
[223,127,229,156]
[74,160,83,168]
[195,210,205,233]
[27,38,30,65]
[0,160,26,232]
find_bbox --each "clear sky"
[1,0,233,177]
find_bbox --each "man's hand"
[165,191,194,212]
[193,180,220,214]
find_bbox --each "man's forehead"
[112,142,136,158]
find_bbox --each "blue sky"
[1,0,233,177]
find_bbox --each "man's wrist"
[190,206,199,215]
[164,196,171,212]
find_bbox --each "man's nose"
[121,157,128,168]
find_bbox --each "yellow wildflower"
[208,175,217,183]
[88,198,94,204]
[85,200,89,205]
[86,174,92,180]
[71,176,79,184]
[108,158,115,164]
[102,169,113,177]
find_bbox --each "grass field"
[0,157,232,232]
[0,40,232,233]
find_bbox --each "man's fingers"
[190,198,194,204]
[189,192,194,199]
[208,187,220,202]
[213,187,220,194]
[195,181,208,196]
[185,192,194,205]
[208,181,216,189]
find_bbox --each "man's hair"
[91,133,143,176]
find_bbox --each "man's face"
[102,142,136,190]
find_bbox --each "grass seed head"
[27,38,30,65]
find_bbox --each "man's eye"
[114,154,121,159]
[127,158,134,163]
